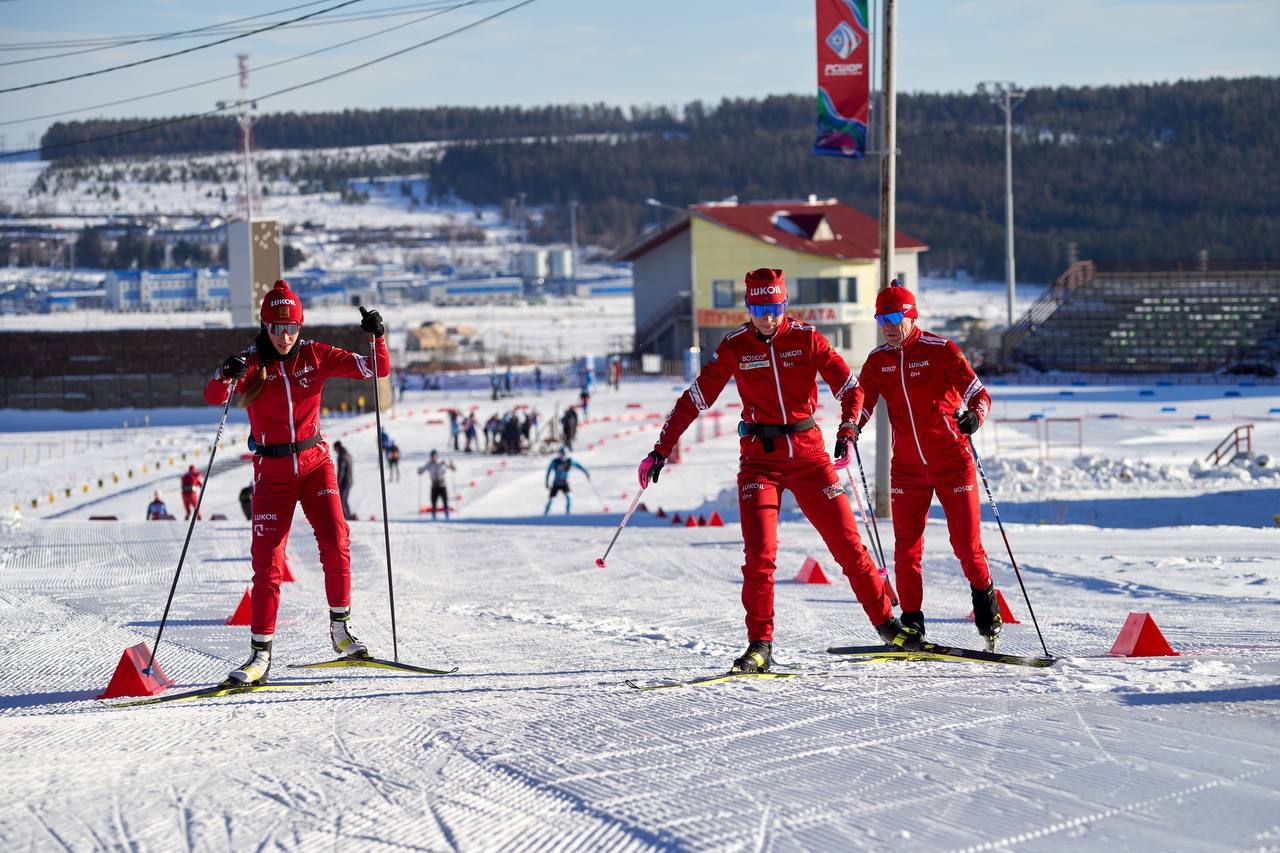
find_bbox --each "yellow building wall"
[690,217,883,361]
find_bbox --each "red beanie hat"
[261,279,304,325]
[744,268,788,306]
[875,280,918,319]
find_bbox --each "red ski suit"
[204,335,389,637]
[854,326,993,612]
[655,317,893,641]
[180,470,203,519]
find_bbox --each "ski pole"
[586,476,609,511]
[145,389,234,675]
[840,463,898,606]
[963,426,1051,658]
[852,441,887,568]
[364,314,398,662]
[595,487,646,568]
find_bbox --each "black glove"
[638,450,666,487]
[220,354,248,380]
[834,420,860,462]
[954,409,981,435]
[359,306,385,337]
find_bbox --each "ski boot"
[875,617,927,651]
[731,640,772,673]
[971,583,1003,651]
[330,609,369,659]
[226,639,272,686]
[900,610,926,637]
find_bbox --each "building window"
[816,325,851,348]
[794,277,843,304]
[712,279,739,308]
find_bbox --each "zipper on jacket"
[280,366,299,476]
[899,348,928,466]
[767,338,793,459]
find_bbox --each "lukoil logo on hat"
[743,268,787,305]
[260,279,304,325]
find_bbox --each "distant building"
[618,196,928,365]
[105,268,230,311]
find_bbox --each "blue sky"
[1,0,1277,151]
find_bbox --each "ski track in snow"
[3,377,1280,849]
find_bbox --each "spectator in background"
[387,444,402,481]
[239,481,255,521]
[180,464,203,520]
[579,386,591,419]
[464,413,478,452]
[560,405,579,451]
[146,491,171,520]
[448,409,461,451]
[334,440,355,520]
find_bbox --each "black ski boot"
[900,610,926,637]
[875,617,927,651]
[226,639,272,686]
[971,583,1003,650]
[731,640,772,673]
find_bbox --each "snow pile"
[985,453,1280,493]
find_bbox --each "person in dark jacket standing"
[560,405,579,451]
[333,441,355,521]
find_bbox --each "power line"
[0,0,366,95]
[0,0,486,128]
[0,1,335,67]
[0,0,538,160]
[0,1,479,52]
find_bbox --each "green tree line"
[40,77,1278,282]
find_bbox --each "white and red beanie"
[744,268,788,307]
[261,279,304,325]
[875,280,919,319]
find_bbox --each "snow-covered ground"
[3,364,1279,848]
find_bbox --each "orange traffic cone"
[226,588,253,626]
[794,556,831,584]
[1108,612,1179,657]
[966,589,1021,624]
[97,642,174,699]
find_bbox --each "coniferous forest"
[40,77,1278,283]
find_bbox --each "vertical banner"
[814,0,871,158]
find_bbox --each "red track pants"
[249,457,351,636]
[182,492,200,520]
[890,456,991,612]
[738,454,894,642]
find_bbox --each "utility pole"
[568,199,578,283]
[978,81,1025,327]
[874,0,897,517]
[217,55,258,220]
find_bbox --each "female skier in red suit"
[205,279,388,685]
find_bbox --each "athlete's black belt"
[738,416,817,453]
[250,433,323,458]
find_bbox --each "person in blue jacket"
[544,447,589,515]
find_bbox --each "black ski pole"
[841,463,898,606]
[363,311,398,661]
[145,390,234,675]
[852,441,888,569]
[963,428,1051,658]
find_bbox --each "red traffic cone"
[226,588,253,626]
[656,507,667,518]
[97,642,174,699]
[1108,612,1179,657]
[470,480,477,487]
[280,561,295,583]
[697,515,707,527]
[708,511,725,527]
[794,556,831,584]
[671,513,682,524]
[685,515,698,527]
[966,589,1021,624]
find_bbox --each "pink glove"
[638,450,666,487]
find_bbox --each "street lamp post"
[645,198,699,379]
[978,81,1026,327]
